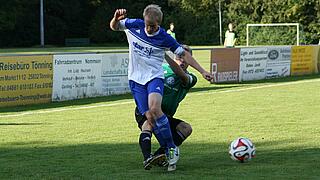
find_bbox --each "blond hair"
[143,4,163,24]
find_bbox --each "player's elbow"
[181,79,189,87]
[183,50,191,59]
[110,23,116,31]
[109,20,119,31]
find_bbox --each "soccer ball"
[229,137,256,162]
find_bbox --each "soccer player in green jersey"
[167,23,176,39]
[135,45,196,170]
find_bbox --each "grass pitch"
[0,48,320,179]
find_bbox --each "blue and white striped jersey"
[119,18,184,85]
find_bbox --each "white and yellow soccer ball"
[229,137,256,162]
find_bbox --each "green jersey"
[167,30,176,39]
[161,64,197,117]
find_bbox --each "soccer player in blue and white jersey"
[135,45,197,170]
[110,4,213,171]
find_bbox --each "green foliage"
[0,0,39,47]
[226,0,320,45]
[169,0,220,45]
[0,0,319,47]
[249,26,298,46]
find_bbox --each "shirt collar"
[144,27,160,37]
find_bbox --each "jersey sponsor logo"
[166,76,175,85]
[164,83,178,92]
[132,41,154,58]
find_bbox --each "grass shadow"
[190,85,240,93]
[0,142,319,179]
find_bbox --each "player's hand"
[201,71,214,82]
[114,9,127,21]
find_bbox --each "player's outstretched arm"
[164,52,189,85]
[110,9,127,31]
[182,51,213,81]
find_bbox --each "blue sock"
[153,115,176,149]
[153,125,166,148]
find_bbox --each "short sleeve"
[163,33,184,56]
[118,19,127,31]
[118,18,144,31]
[184,73,198,89]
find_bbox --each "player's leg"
[135,107,153,160]
[134,107,166,155]
[147,93,179,171]
[153,117,193,168]
[154,117,192,155]
[129,81,154,169]
[135,107,166,169]
[174,120,193,145]
[146,78,179,170]
[153,116,179,156]
[134,107,146,131]
[139,121,154,170]
[146,78,176,149]
[146,94,176,148]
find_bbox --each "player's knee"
[145,111,156,125]
[184,123,193,137]
[176,122,192,138]
[148,93,163,118]
[135,107,146,122]
[141,120,153,131]
[148,106,162,119]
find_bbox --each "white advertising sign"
[266,46,291,79]
[101,54,130,95]
[52,54,103,101]
[239,47,268,81]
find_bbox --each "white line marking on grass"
[0,78,319,118]
[193,78,320,96]
[0,101,133,118]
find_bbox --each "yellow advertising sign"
[0,55,53,107]
[316,46,320,73]
[291,46,318,75]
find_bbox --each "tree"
[224,0,320,45]
[0,0,318,47]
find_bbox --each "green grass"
[0,49,320,179]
